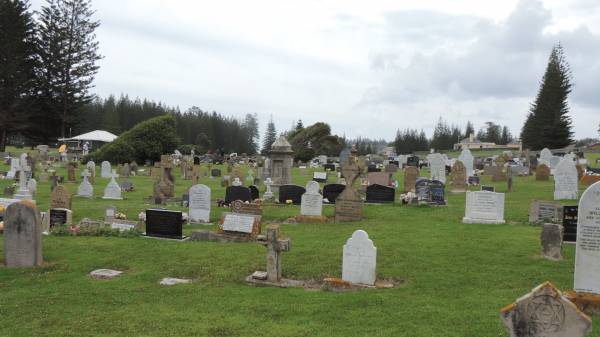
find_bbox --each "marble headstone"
[427,153,446,184]
[189,184,211,223]
[574,181,600,293]
[342,230,376,286]
[553,156,578,200]
[300,181,323,216]
[458,148,474,179]
[462,191,505,224]
[101,161,111,178]
[102,171,122,200]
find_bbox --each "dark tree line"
[0,0,102,150]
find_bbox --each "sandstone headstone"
[335,161,364,222]
[367,172,392,186]
[574,181,600,293]
[404,166,419,193]
[51,185,71,209]
[462,191,505,224]
[189,184,211,223]
[501,282,591,337]
[451,160,467,193]
[554,156,578,200]
[541,223,564,260]
[3,201,42,267]
[301,181,323,216]
[536,164,550,181]
[342,230,376,286]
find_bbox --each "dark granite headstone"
[211,169,222,177]
[563,205,578,243]
[249,185,260,200]
[430,180,446,205]
[145,209,184,239]
[481,185,495,192]
[366,184,395,203]
[49,209,68,227]
[224,186,252,205]
[415,178,431,203]
[587,167,600,174]
[389,160,399,167]
[323,163,335,171]
[323,184,345,203]
[121,180,134,192]
[406,156,419,167]
[278,184,306,204]
[181,193,189,207]
[468,176,480,186]
[367,164,379,173]
[193,157,200,165]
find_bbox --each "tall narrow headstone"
[574,182,600,293]
[554,156,578,200]
[451,160,467,193]
[342,230,376,285]
[4,201,43,267]
[403,166,419,193]
[189,184,211,223]
[458,148,474,179]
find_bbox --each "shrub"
[86,114,180,163]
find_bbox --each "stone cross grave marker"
[335,161,364,222]
[14,154,32,200]
[4,201,43,267]
[342,230,377,285]
[102,170,123,200]
[257,224,291,283]
[77,169,94,198]
[500,282,591,337]
[263,178,274,200]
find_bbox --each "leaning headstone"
[554,156,578,200]
[3,201,43,267]
[536,164,550,181]
[500,282,591,337]
[101,161,111,178]
[458,148,474,179]
[301,181,323,216]
[188,184,211,223]
[541,223,564,261]
[574,182,600,293]
[427,153,446,184]
[462,191,505,224]
[342,230,376,286]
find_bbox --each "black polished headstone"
[366,184,395,203]
[211,169,222,177]
[468,176,480,186]
[145,209,184,239]
[389,160,399,167]
[430,180,446,205]
[563,205,578,243]
[415,178,431,203]
[367,164,379,173]
[249,185,260,200]
[193,157,200,165]
[49,209,67,227]
[323,163,335,171]
[278,184,306,205]
[224,186,252,205]
[481,185,495,192]
[323,184,345,203]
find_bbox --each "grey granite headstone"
[3,201,43,267]
[541,223,564,261]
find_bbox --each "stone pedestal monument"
[267,136,294,194]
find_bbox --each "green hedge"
[86,114,180,164]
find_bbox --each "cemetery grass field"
[1,149,600,337]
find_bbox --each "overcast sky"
[29,0,600,141]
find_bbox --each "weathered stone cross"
[259,224,291,283]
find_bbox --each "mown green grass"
[0,149,597,337]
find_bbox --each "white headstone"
[27,178,37,196]
[222,213,257,233]
[301,181,323,216]
[263,178,274,199]
[574,182,600,294]
[342,230,377,285]
[232,177,242,186]
[540,148,553,166]
[458,148,474,179]
[7,157,19,178]
[86,161,96,176]
[427,153,446,183]
[189,184,211,223]
[77,170,94,198]
[554,156,578,200]
[13,155,32,200]
[102,171,122,200]
[462,191,505,224]
[101,161,111,178]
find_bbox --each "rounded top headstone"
[306,181,320,194]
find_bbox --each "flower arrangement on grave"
[138,212,146,221]
[182,212,189,222]
[286,199,293,205]
[115,212,127,220]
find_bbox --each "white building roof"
[59,130,118,143]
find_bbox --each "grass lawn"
[0,149,597,336]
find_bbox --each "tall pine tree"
[0,0,37,151]
[37,0,102,139]
[261,116,277,154]
[521,43,573,150]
